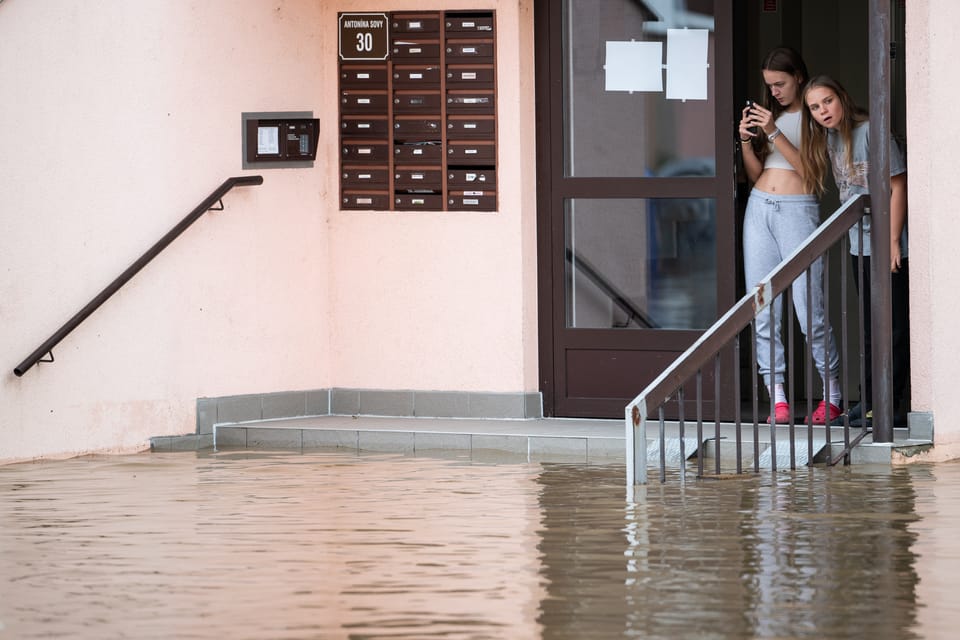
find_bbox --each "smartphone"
[745,100,758,135]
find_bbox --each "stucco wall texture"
[0,0,538,463]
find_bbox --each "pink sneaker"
[767,402,791,424]
[806,401,842,425]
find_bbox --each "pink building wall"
[3,0,958,464]
[0,0,539,463]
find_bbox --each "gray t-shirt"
[826,122,907,257]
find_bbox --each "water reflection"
[1,451,959,639]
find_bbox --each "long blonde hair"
[801,75,869,195]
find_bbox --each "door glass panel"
[562,0,716,177]
[565,198,716,330]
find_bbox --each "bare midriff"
[753,167,807,195]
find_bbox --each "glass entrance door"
[536,0,736,417]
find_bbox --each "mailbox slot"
[445,14,495,34]
[342,166,390,189]
[342,191,391,210]
[395,167,443,190]
[341,116,389,138]
[395,142,443,163]
[447,190,497,211]
[447,115,495,139]
[342,140,390,163]
[341,90,389,114]
[395,116,442,137]
[392,13,441,35]
[392,39,441,59]
[393,64,441,86]
[340,65,390,87]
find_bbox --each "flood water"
[2,450,960,639]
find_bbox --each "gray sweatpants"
[743,189,840,387]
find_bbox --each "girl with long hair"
[801,75,909,426]
[739,47,842,425]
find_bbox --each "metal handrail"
[565,248,658,328]
[625,194,870,484]
[13,175,264,377]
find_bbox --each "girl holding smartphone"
[739,47,843,425]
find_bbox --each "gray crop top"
[764,110,801,171]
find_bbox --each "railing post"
[869,0,894,442]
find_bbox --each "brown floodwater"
[1,449,960,639]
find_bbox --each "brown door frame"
[535,0,736,418]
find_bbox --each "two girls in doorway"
[738,48,843,425]
[801,76,910,426]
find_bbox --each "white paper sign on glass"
[665,28,709,101]
[603,40,663,93]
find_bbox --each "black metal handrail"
[565,248,658,329]
[625,194,870,484]
[13,175,264,377]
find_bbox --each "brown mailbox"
[341,116,389,138]
[445,39,495,60]
[446,89,495,114]
[342,140,390,163]
[342,167,390,190]
[394,90,443,113]
[395,167,443,190]
[392,14,441,35]
[446,64,495,86]
[445,14,495,34]
[447,115,495,138]
[341,90,389,114]
[447,140,496,164]
[394,142,443,163]
[393,64,441,85]
[395,193,444,210]
[394,116,442,137]
[392,39,441,59]
[448,168,496,189]
[340,65,390,87]
[342,192,391,210]
[447,190,497,211]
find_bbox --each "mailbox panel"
[337,10,498,211]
